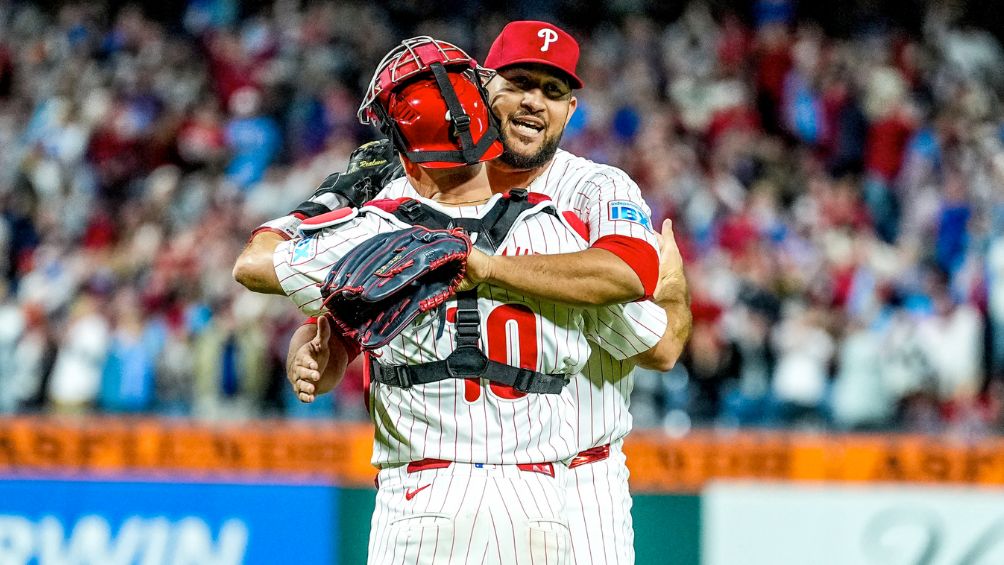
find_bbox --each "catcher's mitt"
[321,226,471,350]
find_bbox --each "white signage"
[704,482,1004,565]
[0,515,248,565]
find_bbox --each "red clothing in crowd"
[865,113,915,181]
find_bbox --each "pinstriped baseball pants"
[566,440,634,565]
[369,462,570,564]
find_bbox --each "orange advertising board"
[1,417,1003,492]
[625,429,1004,492]
[0,417,377,486]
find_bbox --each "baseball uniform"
[376,153,668,564]
[273,188,665,564]
[535,150,663,565]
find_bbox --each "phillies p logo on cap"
[538,28,559,52]
[484,20,584,89]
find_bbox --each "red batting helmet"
[358,37,503,169]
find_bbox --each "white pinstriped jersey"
[273,190,662,467]
[524,149,661,255]
[376,152,668,452]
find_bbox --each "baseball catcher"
[238,34,671,564]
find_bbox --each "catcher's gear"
[320,226,471,350]
[358,190,571,395]
[252,140,404,239]
[358,37,502,168]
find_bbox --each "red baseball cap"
[484,21,583,89]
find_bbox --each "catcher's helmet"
[359,37,502,169]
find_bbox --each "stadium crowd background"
[1,0,1002,437]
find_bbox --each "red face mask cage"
[359,37,501,168]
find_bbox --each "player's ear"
[563,96,578,127]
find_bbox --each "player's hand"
[345,139,403,183]
[293,140,404,215]
[457,248,493,292]
[653,219,689,307]
[251,141,404,240]
[290,316,333,403]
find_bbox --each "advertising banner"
[704,481,1004,565]
[3,418,1003,493]
[0,417,376,486]
[625,430,1004,492]
[0,477,336,565]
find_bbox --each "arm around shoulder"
[631,220,693,371]
[468,246,646,306]
[632,298,691,372]
[233,231,285,295]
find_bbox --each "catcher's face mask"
[358,37,503,169]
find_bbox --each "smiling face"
[486,64,578,171]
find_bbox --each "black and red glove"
[320,227,471,350]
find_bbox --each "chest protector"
[365,189,570,395]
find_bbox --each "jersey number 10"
[447,304,539,402]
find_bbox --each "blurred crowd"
[1,0,1003,435]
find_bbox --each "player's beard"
[497,123,563,170]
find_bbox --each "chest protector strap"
[368,189,570,394]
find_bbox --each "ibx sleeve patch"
[607,200,653,231]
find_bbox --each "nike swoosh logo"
[405,484,431,501]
